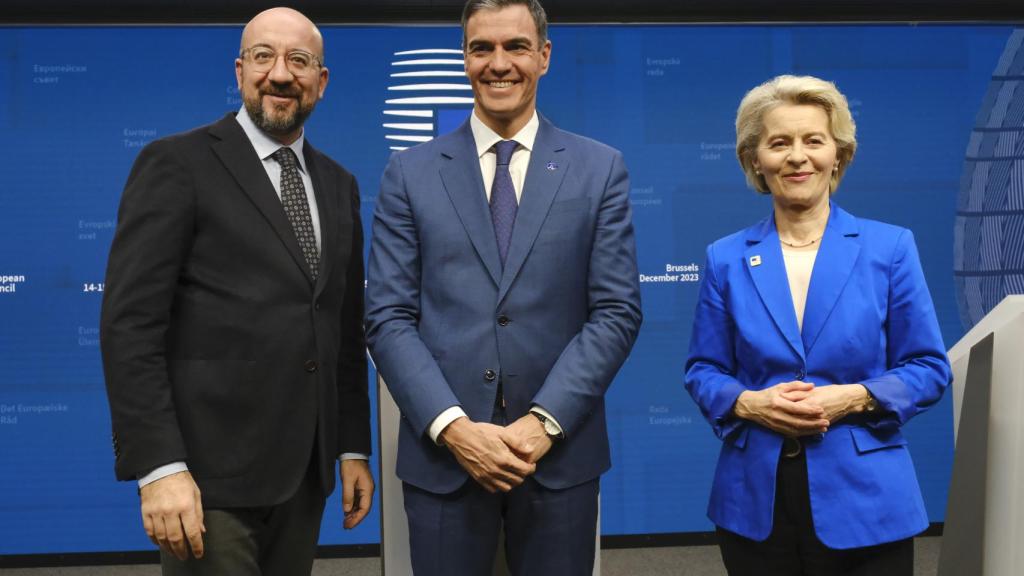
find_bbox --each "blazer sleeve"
[336,175,372,455]
[100,139,193,480]
[530,151,643,435]
[860,229,952,428]
[684,243,749,440]
[364,153,462,436]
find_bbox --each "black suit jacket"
[101,113,370,507]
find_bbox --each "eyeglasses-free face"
[463,4,551,138]
[753,103,839,213]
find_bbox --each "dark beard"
[244,91,314,136]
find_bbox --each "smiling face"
[235,7,328,144]
[753,103,839,213]
[463,4,551,138]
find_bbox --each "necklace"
[780,235,822,248]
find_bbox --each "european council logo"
[384,48,473,151]
[955,29,1024,329]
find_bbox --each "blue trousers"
[403,476,599,576]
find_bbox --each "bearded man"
[101,7,373,575]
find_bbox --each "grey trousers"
[160,469,327,576]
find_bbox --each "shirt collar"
[470,110,539,159]
[235,105,308,173]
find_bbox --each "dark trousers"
[717,447,913,576]
[403,476,599,576]
[160,464,327,576]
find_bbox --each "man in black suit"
[100,7,373,575]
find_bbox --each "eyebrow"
[764,131,829,140]
[467,36,535,49]
[246,42,317,55]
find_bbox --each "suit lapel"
[438,122,502,287]
[304,142,338,298]
[801,203,861,355]
[744,217,805,362]
[209,114,314,285]
[497,117,568,304]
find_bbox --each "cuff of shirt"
[339,453,369,461]
[530,405,564,437]
[137,461,189,489]
[428,406,467,445]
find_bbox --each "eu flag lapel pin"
[546,161,558,171]
[749,255,762,267]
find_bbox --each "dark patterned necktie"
[490,140,519,268]
[271,147,319,281]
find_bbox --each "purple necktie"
[490,140,519,268]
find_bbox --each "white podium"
[377,375,600,576]
[939,295,1024,576]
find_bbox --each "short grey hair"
[461,0,549,48]
[735,75,857,194]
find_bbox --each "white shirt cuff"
[137,461,189,489]
[428,406,467,445]
[530,405,564,437]
[339,453,369,460]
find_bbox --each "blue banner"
[0,23,1017,554]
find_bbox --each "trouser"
[403,399,599,576]
[403,475,599,576]
[160,461,326,576]
[717,443,913,576]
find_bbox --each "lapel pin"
[749,255,762,267]
[546,161,558,171]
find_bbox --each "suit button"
[314,302,321,311]
[795,369,806,380]
[484,369,496,381]
[497,315,510,326]
[305,360,319,373]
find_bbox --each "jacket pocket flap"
[850,427,906,454]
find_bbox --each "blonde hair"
[735,75,857,194]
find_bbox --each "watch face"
[532,411,558,437]
[543,421,558,436]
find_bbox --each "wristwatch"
[530,410,563,440]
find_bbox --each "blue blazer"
[366,117,642,493]
[685,203,951,549]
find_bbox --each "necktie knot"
[271,147,299,169]
[494,140,517,167]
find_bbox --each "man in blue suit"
[365,0,642,573]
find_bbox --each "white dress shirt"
[235,105,322,252]
[426,110,563,445]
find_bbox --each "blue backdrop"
[0,23,1017,555]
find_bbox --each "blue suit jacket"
[366,117,642,493]
[685,203,951,549]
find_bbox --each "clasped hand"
[734,381,870,437]
[440,415,553,493]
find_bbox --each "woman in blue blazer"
[685,75,951,575]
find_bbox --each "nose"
[787,142,807,165]
[267,54,296,83]
[489,47,512,74]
